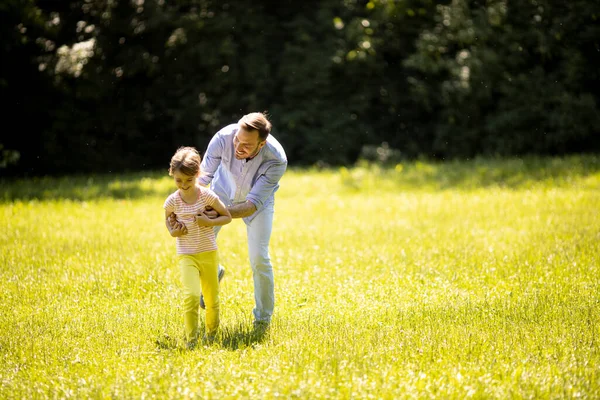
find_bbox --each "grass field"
[1,156,599,398]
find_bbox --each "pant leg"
[246,204,275,323]
[213,225,225,275]
[197,250,220,336]
[178,255,202,342]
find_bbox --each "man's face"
[233,127,266,160]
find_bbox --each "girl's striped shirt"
[164,186,219,255]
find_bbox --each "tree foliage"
[2,0,598,175]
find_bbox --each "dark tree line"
[2,0,599,176]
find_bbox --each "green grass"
[1,155,599,398]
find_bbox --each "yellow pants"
[178,250,220,341]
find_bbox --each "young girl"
[164,146,232,348]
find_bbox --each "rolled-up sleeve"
[199,133,224,186]
[246,160,287,209]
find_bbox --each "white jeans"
[215,203,274,323]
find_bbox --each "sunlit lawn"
[1,155,599,398]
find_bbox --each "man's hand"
[203,206,219,219]
[167,213,179,229]
[170,224,187,237]
[204,201,256,219]
[167,213,187,237]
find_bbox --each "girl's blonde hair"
[169,146,201,176]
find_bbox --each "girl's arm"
[195,198,232,227]
[165,211,187,237]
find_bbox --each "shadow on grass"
[154,322,269,352]
[0,170,173,202]
[219,321,269,350]
[155,333,181,351]
[339,154,600,191]
[2,155,599,202]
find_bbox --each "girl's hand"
[195,212,213,227]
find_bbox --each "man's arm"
[205,161,286,219]
[198,132,225,186]
[224,161,286,219]
[205,200,256,219]
[245,160,287,210]
[228,201,257,219]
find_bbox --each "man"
[197,112,287,329]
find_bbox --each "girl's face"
[173,170,197,193]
